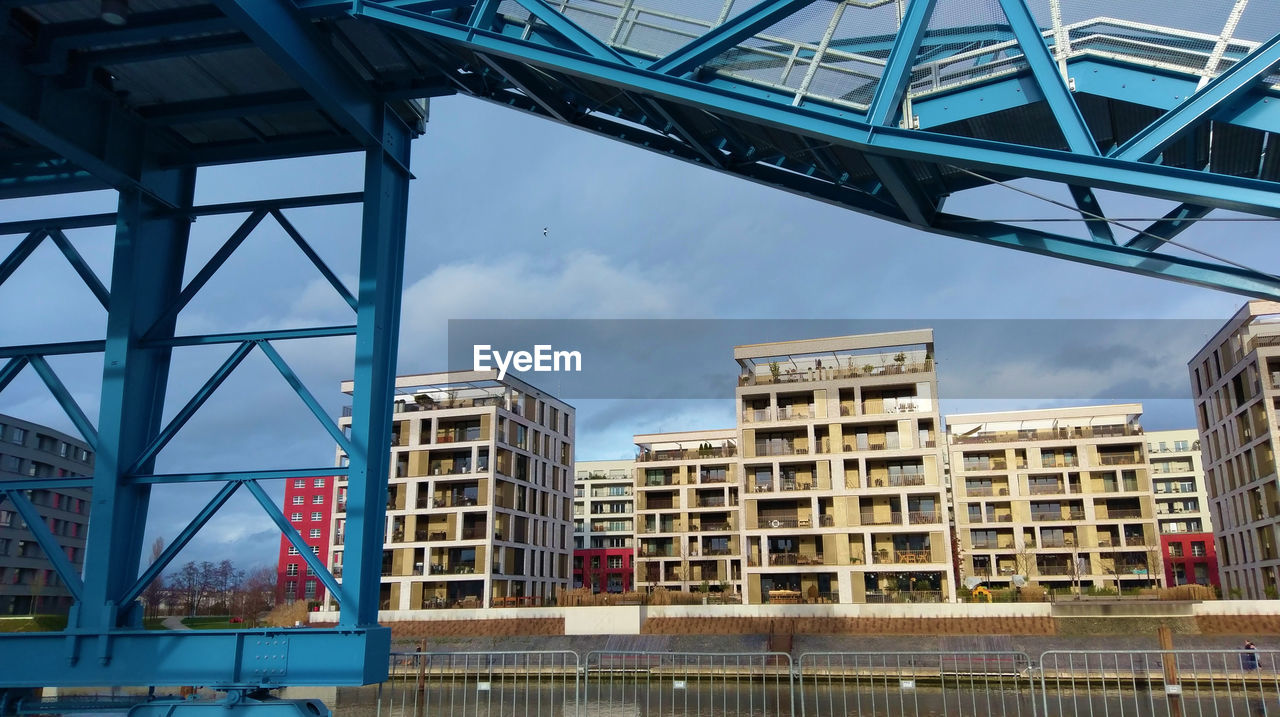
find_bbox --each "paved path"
[162,616,192,631]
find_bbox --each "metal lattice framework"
[1,0,1280,700]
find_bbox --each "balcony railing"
[1031,510,1086,522]
[759,516,807,529]
[951,424,1142,444]
[908,511,942,524]
[1040,538,1076,548]
[1041,458,1079,468]
[860,511,902,526]
[1097,508,1145,519]
[964,486,1009,497]
[868,474,926,488]
[636,445,737,462]
[873,549,932,564]
[1027,484,1064,495]
[693,521,734,532]
[638,546,678,558]
[695,497,731,508]
[1098,455,1141,466]
[741,361,933,387]
[1036,565,1075,576]
[963,460,1008,472]
[755,443,808,457]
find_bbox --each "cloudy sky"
[0,92,1270,571]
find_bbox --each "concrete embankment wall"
[311,601,1280,639]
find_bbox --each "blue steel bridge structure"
[0,0,1279,712]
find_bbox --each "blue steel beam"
[864,155,936,225]
[270,210,359,311]
[0,629,390,688]
[76,167,195,632]
[996,0,1097,156]
[244,480,351,605]
[131,467,348,485]
[26,5,234,77]
[46,230,111,309]
[0,341,106,359]
[256,340,354,457]
[342,107,412,628]
[866,0,937,128]
[0,231,46,288]
[26,355,99,450]
[510,0,630,63]
[120,482,242,606]
[0,358,29,394]
[0,477,93,491]
[1067,185,1115,244]
[151,325,359,348]
[212,0,393,151]
[1126,203,1214,251]
[355,6,1280,217]
[648,0,818,77]
[143,210,267,341]
[127,342,257,474]
[1113,32,1280,162]
[0,489,85,602]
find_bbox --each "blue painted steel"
[128,341,256,473]
[269,210,359,311]
[996,0,1097,155]
[0,340,106,359]
[648,0,817,77]
[864,155,936,225]
[0,488,85,601]
[244,480,350,605]
[129,696,331,717]
[131,467,348,485]
[46,229,111,309]
[143,210,268,341]
[0,357,28,394]
[1127,204,1213,251]
[512,0,630,63]
[1114,32,1280,162]
[0,231,45,288]
[0,477,93,491]
[153,326,359,348]
[866,0,937,127]
[26,355,99,450]
[119,482,242,606]
[342,107,412,628]
[256,340,354,457]
[0,629,391,687]
[76,167,195,633]
[1067,185,1115,244]
[468,0,501,28]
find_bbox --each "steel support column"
[75,167,195,633]
[340,107,412,628]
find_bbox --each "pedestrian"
[1242,640,1259,671]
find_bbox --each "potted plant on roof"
[769,361,781,382]
[893,352,906,372]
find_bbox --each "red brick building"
[1161,532,1220,590]
[275,475,337,605]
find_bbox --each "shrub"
[1157,584,1216,601]
[262,601,310,627]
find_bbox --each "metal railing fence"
[374,648,1280,717]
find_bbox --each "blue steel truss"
[1,0,1279,700]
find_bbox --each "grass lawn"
[182,616,248,630]
[143,617,169,630]
[0,614,68,632]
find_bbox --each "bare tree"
[234,566,276,626]
[141,537,166,618]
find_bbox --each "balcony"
[869,474,926,488]
[908,511,942,524]
[740,361,934,387]
[779,478,815,491]
[1031,510,1086,522]
[766,552,831,566]
[1040,538,1076,548]
[693,521,735,532]
[1036,565,1075,576]
[1028,484,1064,495]
[860,511,902,526]
[1097,508,1144,520]
[695,496,732,508]
[638,546,678,558]
[636,445,737,462]
[759,515,810,529]
[963,459,1008,472]
[755,442,807,457]
[435,426,482,443]
[1041,458,1079,468]
[965,486,1009,497]
[1098,455,1141,466]
[951,424,1142,445]
[873,549,932,564]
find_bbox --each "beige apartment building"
[947,404,1162,594]
[1146,429,1211,535]
[330,369,574,610]
[1190,301,1280,598]
[735,331,951,604]
[633,429,742,597]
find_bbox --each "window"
[1168,542,1184,557]
[286,564,299,576]
[292,496,304,505]
[0,511,11,527]
[312,495,324,504]
[311,511,323,521]
[9,427,25,445]
[294,479,306,488]
[285,580,297,596]
[1191,541,1207,557]
[607,556,623,569]
[314,478,326,488]
[287,546,299,556]
[0,455,19,472]
[311,546,320,555]
[291,512,302,522]
[309,528,322,539]
[304,580,316,598]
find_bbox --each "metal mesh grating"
[907,0,1024,99]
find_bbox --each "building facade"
[1145,428,1219,589]
[1189,300,1280,598]
[634,429,741,598]
[737,332,951,604]
[573,459,635,593]
[947,404,1163,594]
[0,415,93,615]
[329,370,574,610]
[275,473,336,605]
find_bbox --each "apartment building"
[573,459,635,593]
[1189,301,1280,598]
[947,404,1162,594]
[1146,429,1219,589]
[634,429,741,598]
[330,370,574,610]
[0,414,93,615]
[736,331,951,604]
[275,473,336,605]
